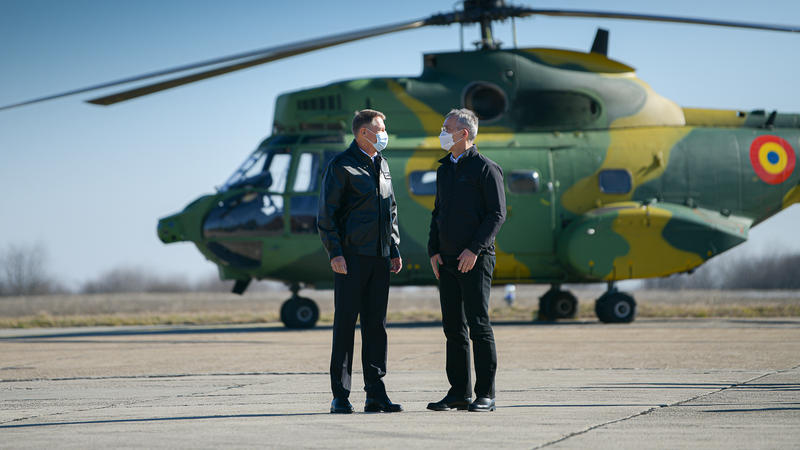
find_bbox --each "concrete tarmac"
[1,318,799,449]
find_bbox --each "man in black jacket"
[318,109,403,414]
[427,108,506,412]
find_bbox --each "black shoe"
[364,396,403,413]
[330,397,353,414]
[427,395,472,411]
[468,397,495,412]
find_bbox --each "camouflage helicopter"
[4,1,799,328]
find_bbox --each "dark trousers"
[330,254,390,399]
[438,253,497,399]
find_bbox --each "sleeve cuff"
[328,248,343,259]
[390,245,401,259]
[467,242,482,255]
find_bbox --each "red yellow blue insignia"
[749,135,795,185]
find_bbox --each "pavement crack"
[533,369,788,449]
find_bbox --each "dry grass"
[1,288,799,328]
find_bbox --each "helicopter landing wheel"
[595,291,636,323]
[280,296,319,329]
[537,286,578,321]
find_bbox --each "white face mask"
[366,128,389,152]
[439,129,463,151]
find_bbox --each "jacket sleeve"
[427,168,441,257]
[467,162,506,255]
[389,181,401,259]
[317,160,346,259]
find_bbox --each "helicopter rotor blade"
[2,4,797,111]
[0,17,429,110]
[517,9,800,33]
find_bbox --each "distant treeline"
[644,252,800,290]
[0,242,281,296]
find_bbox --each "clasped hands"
[429,248,477,280]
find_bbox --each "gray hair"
[445,108,478,141]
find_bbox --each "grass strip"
[1,302,798,328]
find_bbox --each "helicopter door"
[288,151,323,234]
[489,148,558,282]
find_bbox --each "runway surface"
[2,318,799,448]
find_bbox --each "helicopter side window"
[508,170,541,193]
[513,90,602,130]
[409,171,437,195]
[292,153,320,192]
[598,169,632,194]
[266,153,291,193]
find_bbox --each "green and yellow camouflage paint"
[158,46,800,290]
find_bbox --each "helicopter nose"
[157,213,187,244]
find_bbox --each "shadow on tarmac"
[0,319,601,340]
[0,412,328,429]
[3,317,793,341]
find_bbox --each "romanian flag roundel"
[749,135,795,185]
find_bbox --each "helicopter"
[2,1,799,328]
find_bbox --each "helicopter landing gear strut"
[595,282,636,323]
[280,283,319,329]
[537,284,578,321]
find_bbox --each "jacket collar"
[347,140,374,164]
[438,145,478,164]
[347,139,383,165]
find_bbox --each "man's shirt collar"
[359,146,377,162]
[449,152,465,164]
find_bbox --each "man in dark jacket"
[427,108,506,412]
[318,109,403,414]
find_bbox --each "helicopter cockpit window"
[220,150,268,191]
[409,171,437,195]
[203,190,285,240]
[598,169,632,194]
[220,148,291,192]
[509,170,541,193]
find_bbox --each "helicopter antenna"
[591,29,609,56]
[512,16,518,48]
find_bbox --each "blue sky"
[1,0,799,289]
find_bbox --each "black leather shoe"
[427,395,472,411]
[330,397,354,414]
[364,396,403,413]
[468,397,495,412]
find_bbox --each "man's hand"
[457,249,477,273]
[430,254,443,280]
[330,256,347,274]
[390,257,402,274]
